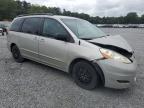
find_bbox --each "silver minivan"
[7,14,137,90]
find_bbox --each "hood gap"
[90,42,133,59]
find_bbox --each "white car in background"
[0,28,4,36]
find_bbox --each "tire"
[11,45,24,63]
[2,32,4,36]
[72,61,100,90]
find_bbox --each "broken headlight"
[100,48,131,64]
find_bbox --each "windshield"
[61,18,106,39]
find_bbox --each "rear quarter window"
[10,18,24,32]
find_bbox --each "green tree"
[47,7,62,15]
[0,0,143,24]
[22,1,31,14]
[125,12,139,24]
[15,0,22,15]
[28,5,44,13]
[140,14,144,24]
[0,0,17,20]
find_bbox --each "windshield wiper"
[81,38,93,40]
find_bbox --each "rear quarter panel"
[7,31,21,51]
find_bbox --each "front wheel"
[72,61,100,90]
[11,45,24,63]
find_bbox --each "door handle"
[33,37,37,40]
[40,38,45,42]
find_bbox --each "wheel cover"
[77,67,92,84]
[12,47,19,59]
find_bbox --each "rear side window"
[10,18,24,32]
[21,17,43,35]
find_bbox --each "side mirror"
[55,34,69,42]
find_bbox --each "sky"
[24,0,144,17]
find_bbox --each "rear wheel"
[72,61,100,90]
[11,45,24,63]
[2,32,4,36]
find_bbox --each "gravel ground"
[0,28,144,108]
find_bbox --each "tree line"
[0,0,144,24]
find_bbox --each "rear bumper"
[94,58,137,89]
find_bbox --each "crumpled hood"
[88,35,133,52]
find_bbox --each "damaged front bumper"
[93,56,137,89]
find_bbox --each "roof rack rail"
[17,13,53,17]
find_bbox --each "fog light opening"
[117,80,130,83]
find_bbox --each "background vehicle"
[0,28,4,36]
[0,24,8,36]
[7,14,137,90]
